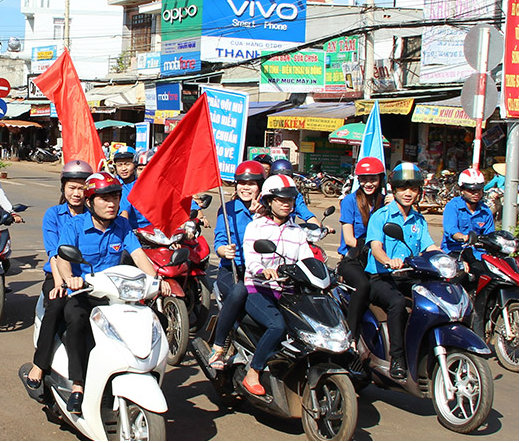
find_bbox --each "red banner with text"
[504,0,519,118]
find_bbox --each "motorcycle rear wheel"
[431,351,493,433]
[494,302,519,372]
[321,180,339,198]
[112,400,165,441]
[301,374,358,441]
[163,296,189,366]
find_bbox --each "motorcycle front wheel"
[494,302,519,372]
[301,374,358,441]
[163,296,189,366]
[112,400,165,441]
[431,351,493,434]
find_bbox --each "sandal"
[208,348,225,370]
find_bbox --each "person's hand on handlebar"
[386,258,404,270]
[64,276,85,291]
[262,268,279,280]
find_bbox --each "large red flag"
[33,48,104,170]
[128,93,222,236]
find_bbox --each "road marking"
[0,179,54,187]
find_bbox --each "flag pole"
[217,185,239,284]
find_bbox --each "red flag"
[128,93,222,236]
[33,48,104,170]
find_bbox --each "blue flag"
[351,100,387,192]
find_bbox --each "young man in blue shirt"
[365,163,441,379]
[56,172,169,415]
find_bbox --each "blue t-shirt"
[57,213,141,279]
[119,180,151,229]
[214,199,254,268]
[484,175,505,191]
[41,203,86,273]
[338,191,371,255]
[365,200,435,274]
[441,196,494,258]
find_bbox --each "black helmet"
[253,153,273,165]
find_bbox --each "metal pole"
[363,0,375,100]
[64,0,70,50]
[502,122,519,232]
[472,27,491,170]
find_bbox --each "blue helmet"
[390,162,423,188]
[113,146,137,162]
[270,159,293,177]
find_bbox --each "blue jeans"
[245,290,286,371]
[214,266,247,347]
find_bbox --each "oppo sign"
[162,4,198,24]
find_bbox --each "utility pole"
[502,123,519,232]
[64,0,70,50]
[363,0,375,99]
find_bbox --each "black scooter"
[192,239,359,441]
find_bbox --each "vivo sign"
[227,0,298,20]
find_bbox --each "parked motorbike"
[192,239,359,441]
[335,222,494,434]
[419,170,458,213]
[20,244,176,440]
[463,230,519,372]
[30,147,60,163]
[293,172,317,205]
[0,204,27,321]
[483,188,504,220]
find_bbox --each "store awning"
[3,102,31,118]
[355,98,415,115]
[86,83,145,108]
[95,119,135,130]
[249,101,287,117]
[267,102,355,131]
[0,120,43,128]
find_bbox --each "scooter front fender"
[307,363,350,390]
[432,324,491,355]
[112,373,168,413]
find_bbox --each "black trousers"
[63,294,107,383]
[337,258,371,341]
[369,274,412,360]
[33,273,68,371]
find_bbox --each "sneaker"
[390,358,407,379]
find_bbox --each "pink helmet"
[458,168,485,190]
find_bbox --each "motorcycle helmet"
[458,168,485,190]
[113,146,137,162]
[270,159,293,177]
[390,162,424,189]
[253,153,273,166]
[261,174,298,200]
[137,150,153,166]
[355,157,385,176]
[84,172,122,199]
[234,160,266,183]
[61,160,93,182]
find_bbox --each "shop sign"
[201,86,249,181]
[268,115,344,132]
[300,141,315,153]
[137,52,161,74]
[161,0,203,42]
[156,83,182,111]
[411,104,477,128]
[162,39,200,55]
[323,36,359,93]
[248,146,287,160]
[160,51,201,77]
[145,84,157,111]
[342,59,396,93]
[30,104,51,116]
[355,99,415,115]
[135,122,150,152]
[31,45,57,74]
[201,0,306,43]
[164,118,181,133]
[200,36,294,62]
[27,76,45,99]
[503,0,519,118]
[260,51,326,93]
[154,110,181,124]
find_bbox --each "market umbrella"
[328,122,390,147]
[94,119,135,130]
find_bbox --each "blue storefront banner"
[160,51,201,77]
[156,83,182,111]
[135,122,150,153]
[201,86,249,181]
[202,0,306,43]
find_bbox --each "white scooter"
[20,245,188,440]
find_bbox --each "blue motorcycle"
[335,222,494,434]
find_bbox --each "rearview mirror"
[254,239,277,254]
[383,222,405,243]
[168,248,190,266]
[323,206,335,217]
[58,245,85,264]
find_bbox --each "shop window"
[131,13,152,54]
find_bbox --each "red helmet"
[458,168,485,190]
[61,160,93,181]
[355,157,385,176]
[84,172,122,198]
[234,160,266,182]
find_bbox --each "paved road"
[0,161,517,441]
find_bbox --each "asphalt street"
[0,161,517,441]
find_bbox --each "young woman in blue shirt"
[25,160,93,390]
[208,160,266,370]
[336,157,386,350]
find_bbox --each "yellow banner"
[355,98,415,115]
[268,116,344,132]
[154,110,180,124]
[411,105,477,128]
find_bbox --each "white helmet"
[458,168,485,190]
[261,174,298,200]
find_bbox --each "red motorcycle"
[465,230,519,372]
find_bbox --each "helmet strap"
[86,197,114,227]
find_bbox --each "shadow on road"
[0,284,37,332]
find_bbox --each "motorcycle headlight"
[486,262,514,284]
[138,228,183,246]
[151,312,163,348]
[107,273,147,301]
[298,314,350,353]
[495,235,518,255]
[414,284,470,321]
[430,254,458,279]
[91,307,123,343]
